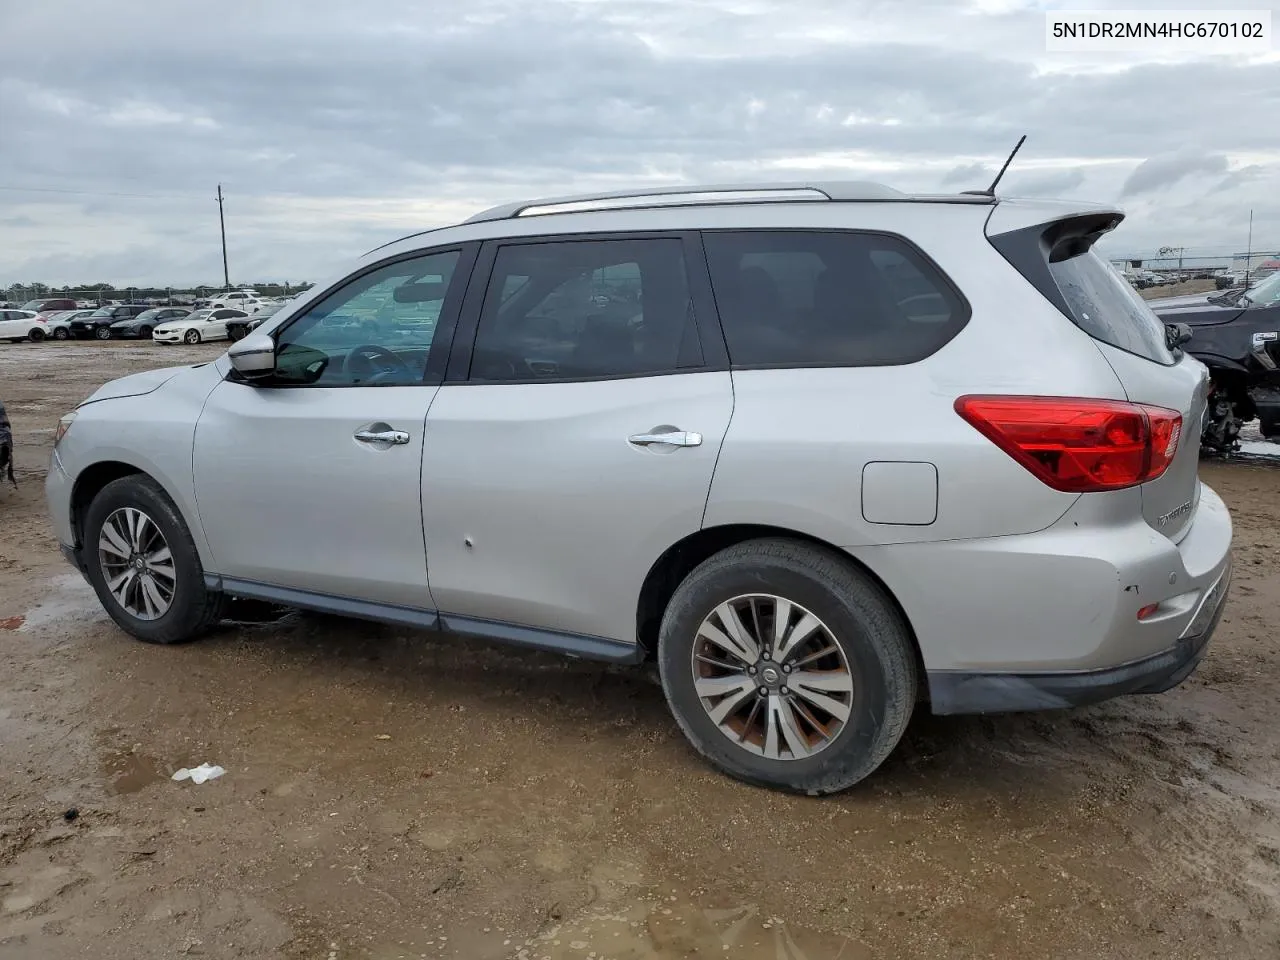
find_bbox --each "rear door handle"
[628,430,702,447]
[355,429,411,445]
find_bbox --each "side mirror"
[227,333,276,378]
[1165,322,1193,350]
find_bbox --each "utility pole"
[1246,209,1254,285]
[217,184,230,291]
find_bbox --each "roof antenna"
[963,134,1026,197]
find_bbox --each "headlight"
[54,411,77,446]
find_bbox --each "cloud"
[0,0,1277,285]
[1120,152,1230,198]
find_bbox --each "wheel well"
[69,461,142,547]
[635,525,926,678]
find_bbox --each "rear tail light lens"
[955,395,1182,492]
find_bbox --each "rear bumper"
[846,482,1234,715]
[927,560,1230,713]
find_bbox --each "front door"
[422,234,734,645]
[192,246,471,609]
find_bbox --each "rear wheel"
[184,329,201,344]
[82,475,224,644]
[95,326,111,340]
[28,327,46,342]
[657,539,917,795]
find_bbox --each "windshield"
[183,310,212,322]
[1244,271,1280,307]
[21,300,44,310]
[255,303,283,318]
[1049,250,1175,365]
[89,307,114,317]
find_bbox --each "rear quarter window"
[1048,251,1174,365]
[702,230,969,367]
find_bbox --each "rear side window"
[703,231,968,367]
[1049,251,1173,365]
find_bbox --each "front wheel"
[658,539,917,795]
[53,327,69,340]
[227,327,243,342]
[1261,417,1280,440]
[139,326,153,339]
[28,327,45,342]
[184,329,201,344]
[95,326,111,340]
[82,475,224,644]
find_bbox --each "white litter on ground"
[171,764,226,784]
[20,574,107,632]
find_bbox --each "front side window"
[703,231,968,367]
[469,238,701,382]
[266,249,460,387]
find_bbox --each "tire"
[53,327,69,340]
[657,538,916,795]
[227,327,243,342]
[1261,418,1280,440]
[94,326,111,340]
[82,475,224,644]
[28,327,46,342]
[139,326,153,339]
[184,329,201,344]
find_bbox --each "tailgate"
[1095,345,1209,541]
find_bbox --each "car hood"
[109,319,138,327]
[153,322,187,332]
[79,365,192,405]
[1149,296,1246,324]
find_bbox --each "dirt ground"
[3,340,1280,960]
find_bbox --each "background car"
[0,309,49,342]
[42,308,96,340]
[69,304,151,340]
[110,307,192,339]
[21,297,78,314]
[152,308,248,344]
[226,302,285,341]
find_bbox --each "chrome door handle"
[354,429,410,445]
[628,430,702,447]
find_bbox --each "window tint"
[1049,250,1173,365]
[703,231,968,367]
[469,238,701,382]
[266,249,460,386]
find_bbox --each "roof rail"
[463,180,912,224]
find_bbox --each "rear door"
[1047,249,1208,540]
[420,233,733,648]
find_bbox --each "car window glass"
[703,231,967,367]
[470,238,701,382]
[1049,251,1173,365]
[267,249,460,387]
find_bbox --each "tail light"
[955,395,1182,493]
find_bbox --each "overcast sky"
[1,0,1278,287]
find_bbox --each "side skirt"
[206,574,643,665]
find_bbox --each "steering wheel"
[342,344,414,383]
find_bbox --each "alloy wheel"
[691,594,855,761]
[97,507,177,621]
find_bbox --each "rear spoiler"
[985,208,1124,323]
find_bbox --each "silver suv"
[46,182,1233,794]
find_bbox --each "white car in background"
[209,291,271,314]
[44,309,97,340]
[152,308,248,345]
[0,309,49,342]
